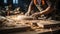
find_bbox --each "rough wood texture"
[35,27,60,34]
[0,15,60,34]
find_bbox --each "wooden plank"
[35,27,60,34]
[37,20,60,28]
[18,20,60,28]
[0,25,31,33]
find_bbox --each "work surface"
[1,20,60,28]
[0,19,60,34]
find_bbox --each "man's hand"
[31,12,41,17]
[25,12,30,16]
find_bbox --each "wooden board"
[37,20,60,28]
[0,20,60,34]
[35,27,60,34]
[20,20,60,29]
[0,25,31,33]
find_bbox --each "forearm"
[39,5,54,15]
[39,0,54,15]
[25,0,33,16]
[31,5,54,17]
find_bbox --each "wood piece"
[37,20,60,28]
[35,27,60,34]
[0,25,31,33]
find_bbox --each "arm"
[31,0,54,16]
[25,0,33,16]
